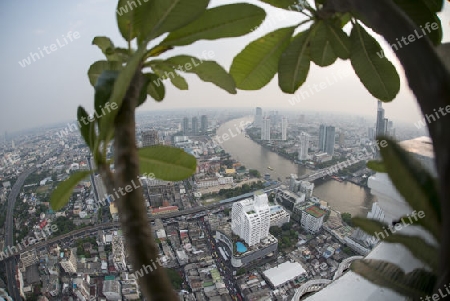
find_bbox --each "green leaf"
[137,74,150,107]
[351,259,436,299]
[77,106,94,149]
[310,21,338,67]
[133,0,209,44]
[150,61,189,90]
[367,160,386,173]
[231,26,295,90]
[393,0,442,45]
[334,12,352,28]
[116,0,137,42]
[350,23,400,102]
[94,70,120,114]
[352,217,438,271]
[138,145,197,181]
[87,61,122,86]
[379,137,441,239]
[114,48,132,62]
[278,30,313,93]
[325,21,350,59]
[144,73,165,101]
[162,3,266,46]
[92,36,121,61]
[165,56,236,94]
[98,45,148,142]
[50,171,93,211]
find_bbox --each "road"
[200,219,242,300]
[4,166,38,300]
[4,151,58,300]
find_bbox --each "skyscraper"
[142,130,159,147]
[375,101,386,138]
[231,191,270,247]
[368,127,375,140]
[298,132,309,161]
[281,117,288,141]
[192,117,199,135]
[261,117,271,140]
[318,124,326,152]
[325,126,335,155]
[255,107,263,128]
[200,115,208,134]
[182,117,189,135]
[339,132,345,146]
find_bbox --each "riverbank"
[216,117,375,217]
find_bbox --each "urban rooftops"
[305,206,326,218]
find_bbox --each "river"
[216,116,375,217]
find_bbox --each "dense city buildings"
[141,130,159,147]
[0,108,428,300]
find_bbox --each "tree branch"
[113,69,178,301]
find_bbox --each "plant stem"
[113,68,178,301]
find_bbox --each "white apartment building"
[298,132,309,161]
[19,249,39,272]
[218,176,234,185]
[300,205,326,234]
[231,191,271,246]
[196,179,219,188]
[261,117,271,140]
[269,205,291,227]
[60,248,77,274]
[281,117,288,141]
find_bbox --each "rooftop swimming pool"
[236,242,247,253]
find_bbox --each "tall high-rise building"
[255,107,263,128]
[281,117,288,141]
[325,126,335,155]
[231,191,270,246]
[298,132,309,161]
[192,117,199,135]
[142,130,159,147]
[339,132,345,146]
[182,117,189,135]
[318,124,326,152]
[368,127,375,140]
[200,115,208,134]
[376,101,386,138]
[261,117,271,140]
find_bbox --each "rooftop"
[263,261,306,287]
[305,205,326,218]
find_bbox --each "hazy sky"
[1,0,449,133]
